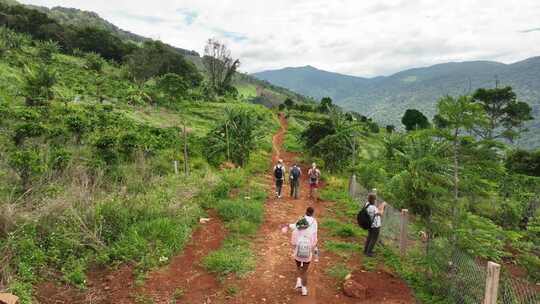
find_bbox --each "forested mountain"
[1,0,199,57]
[254,58,540,148]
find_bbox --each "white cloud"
[19,0,540,77]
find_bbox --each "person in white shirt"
[363,193,386,257]
[289,207,318,296]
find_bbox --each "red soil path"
[34,113,414,304]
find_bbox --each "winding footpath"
[35,113,414,304]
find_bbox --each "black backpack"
[291,167,301,180]
[357,204,372,230]
[274,166,283,179]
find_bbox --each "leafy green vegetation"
[0,20,282,302]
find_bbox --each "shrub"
[215,199,263,225]
[203,238,255,277]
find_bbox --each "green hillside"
[253,59,540,149]
[0,14,284,299]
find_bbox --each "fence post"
[348,174,357,197]
[174,160,178,175]
[483,261,501,304]
[399,209,409,256]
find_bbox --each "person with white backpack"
[289,207,318,296]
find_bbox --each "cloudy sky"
[19,0,540,77]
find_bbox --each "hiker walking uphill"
[358,192,386,257]
[287,207,318,297]
[274,159,286,198]
[289,163,301,199]
[308,163,321,200]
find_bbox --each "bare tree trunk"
[225,122,231,163]
[452,128,460,246]
[183,122,189,176]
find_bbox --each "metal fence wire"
[447,250,487,304]
[498,273,540,304]
[348,178,540,304]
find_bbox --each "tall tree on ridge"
[203,39,240,95]
[472,86,533,142]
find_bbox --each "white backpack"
[296,234,312,259]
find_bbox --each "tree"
[472,86,533,142]
[401,109,430,131]
[301,118,336,149]
[36,40,60,64]
[22,64,56,106]
[85,52,106,102]
[155,73,189,100]
[506,149,540,177]
[7,148,44,191]
[435,95,487,219]
[125,41,201,87]
[384,132,452,252]
[203,39,240,95]
[204,108,259,167]
[70,27,128,62]
[84,52,104,73]
[319,97,333,113]
[284,98,294,109]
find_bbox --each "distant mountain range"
[253,59,540,149]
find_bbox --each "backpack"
[296,234,312,259]
[274,166,283,179]
[309,169,319,183]
[291,167,301,180]
[357,204,372,230]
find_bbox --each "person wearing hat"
[273,159,286,198]
[289,207,318,296]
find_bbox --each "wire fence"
[498,273,540,304]
[348,177,539,304]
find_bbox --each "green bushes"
[2,175,206,299]
[203,238,255,277]
[204,106,272,167]
[216,199,264,225]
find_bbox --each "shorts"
[309,182,318,189]
[295,260,311,267]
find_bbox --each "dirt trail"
[226,113,414,304]
[140,210,225,303]
[35,213,226,304]
[225,113,320,304]
[35,113,413,304]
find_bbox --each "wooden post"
[483,261,501,304]
[174,160,178,175]
[225,122,230,163]
[183,123,189,176]
[399,209,409,256]
[348,174,357,197]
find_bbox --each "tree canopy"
[401,109,430,131]
[472,86,533,142]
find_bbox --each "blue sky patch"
[177,8,198,25]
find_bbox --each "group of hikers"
[274,160,386,296]
[273,159,321,199]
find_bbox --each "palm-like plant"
[36,40,60,64]
[22,64,57,106]
[204,107,261,167]
[386,131,453,235]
